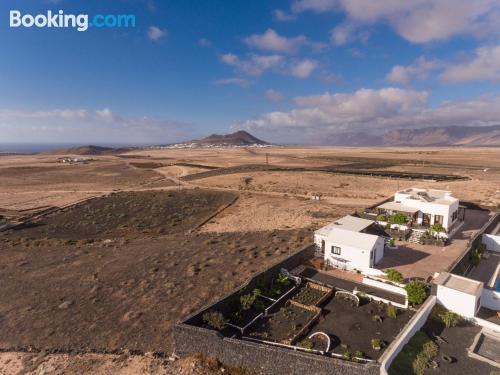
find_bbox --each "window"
[452,210,458,221]
[434,215,443,225]
[331,246,341,255]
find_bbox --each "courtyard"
[376,209,491,280]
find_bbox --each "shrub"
[431,223,445,233]
[354,350,364,358]
[240,288,261,311]
[202,311,226,330]
[470,248,482,266]
[389,213,408,225]
[405,280,427,306]
[342,351,352,361]
[372,314,383,323]
[376,214,386,221]
[276,273,290,286]
[297,339,313,350]
[386,268,404,283]
[387,304,398,319]
[439,311,459,328]
[371,339,383,349]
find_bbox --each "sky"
[1,0,500,145]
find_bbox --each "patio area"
[376,209,491,280]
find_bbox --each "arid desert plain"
[0,146,499,374]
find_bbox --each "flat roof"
[397,188,458,205]
[322,227,379,251]
[377,201,420,214]
[315,215,373,237]
[434,272,483,295]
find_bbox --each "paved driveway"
[376,209,491,280]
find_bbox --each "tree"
[386,268,404,283]
[405,280,427,306]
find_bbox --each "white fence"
[362,276,408,309]
[482,234,500,252]
[379,296,436,375]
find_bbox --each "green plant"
[354,350,364,359]
[439,311,459,328]
[431,223,445,233]
[297,339,313,350]
[405,280,427,306]
[389,331,438,375]
[376,214,386,221]
[386,268,404,283]
[387,304,398,319]
[371,338,383,349]
[372,314,383,323]
[276,273,290,286]
[470,248,482,266]
[342,351,352,361]
[389,213,408,225]
[389,238,395,246]
[202,311,226,330]
[239,288,262,311]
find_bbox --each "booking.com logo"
[9,10,136,32]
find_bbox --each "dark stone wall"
[183,243,316,326]
[174,243,380,374]
[174,324,380,375]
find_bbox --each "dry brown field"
[0,146,498,373]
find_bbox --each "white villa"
[314,215,385,275]
[376,188,463,236]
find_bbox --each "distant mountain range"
[39,125,499,155]
[323,125,500,147]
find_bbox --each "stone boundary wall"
[449,212,500,276]
[379,296,437,375]
[174,243,381,374]
[174,323,380,375]
[181,243,315,326]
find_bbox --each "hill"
[195,130,269,146]
[43,145,135,155]
[323,125,500,147]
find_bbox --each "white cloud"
[244,29,308,53]
[220,53,284,76]
[265,89,286,102]
[273,9,297,21]
[386,56,441,84]
[440,45,500,82]
[212,78,252,87]
[290,59,317,78]
[147,26,168,41]
[291,0,500,43]
[235,88,500,143]
[0,108,195,143]
[330,23,354,45]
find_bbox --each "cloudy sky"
[1,0,500,145]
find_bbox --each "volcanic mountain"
[191,130,269,146]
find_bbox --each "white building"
[314,215,385,275]
[377,188,462,235]
[434,272,483,318]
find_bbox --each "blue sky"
[1,0,499,145]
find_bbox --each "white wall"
[394,192,458,230]
[436,285,481,318]
[481,288,500,311]
[380,296,437,375]
[324,240,372,270]
[482,234,500,252]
